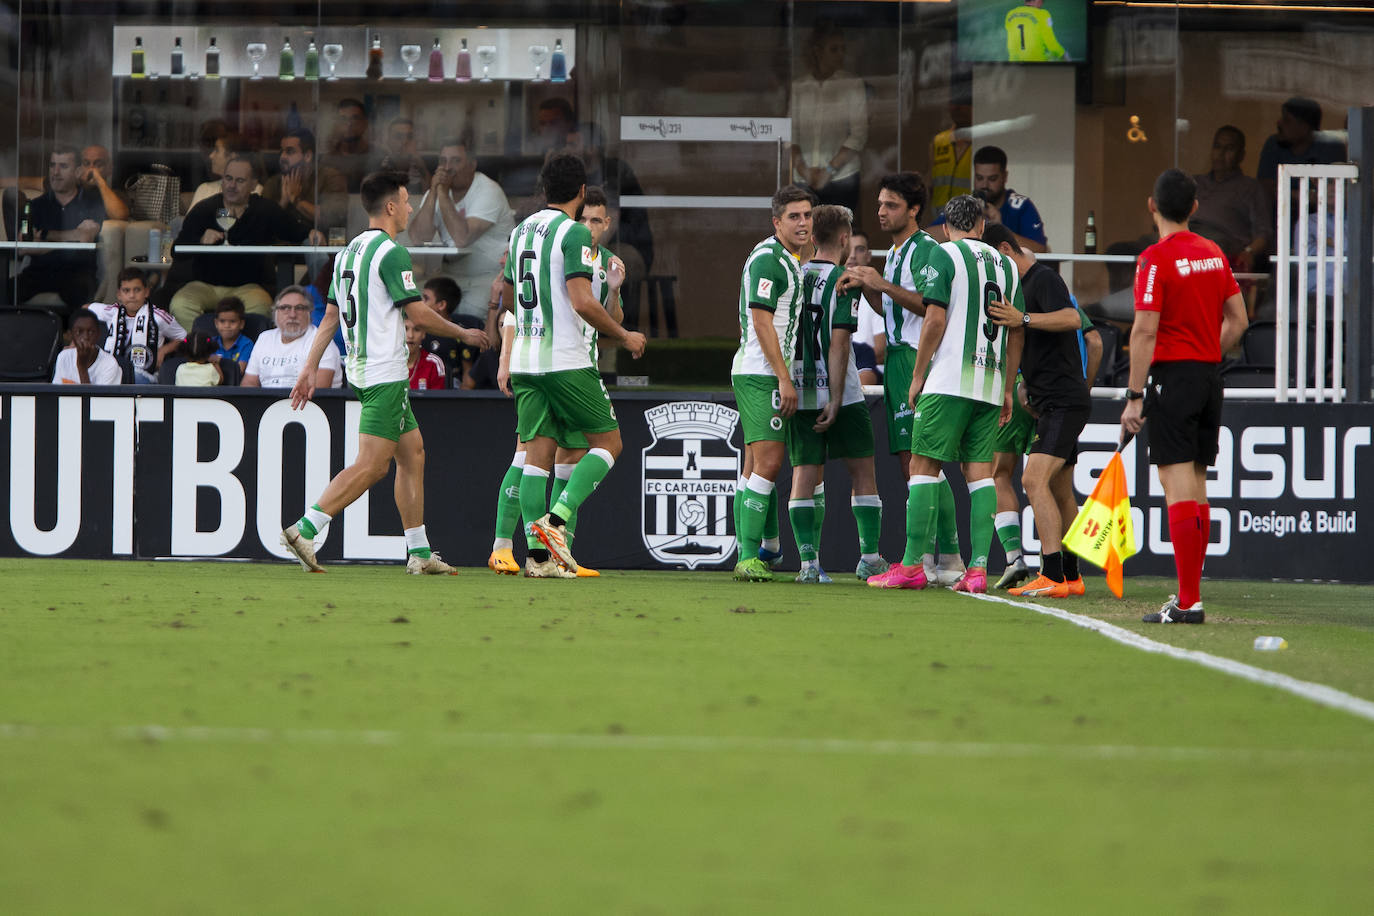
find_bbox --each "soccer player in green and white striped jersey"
[870,194,1024,592]
[788,204,886,583]
[282,170,489,575]
[730,185,811,582]
[488,186,627,578]
[842,172,966,585]
[502,155,646,578]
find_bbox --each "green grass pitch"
[2,559,1372,914]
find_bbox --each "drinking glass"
[246,42,267,80]
[528,44,549,82]
[215,208,236,244]
[400,44,422,81]
[322,43,343,80]
[327,227,346,247]
[476,45,497,82]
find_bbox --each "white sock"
[861,551,880,562]
[492,537,513,551]
[303,505,331,532]
[404,525,430,553]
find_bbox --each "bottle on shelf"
[366,35,384,80]
[205,37,220,78]
[170,37,184,77]
[550,38,567,83]
[279,36,295,80]
[131,36,146,78]
[304,37,320,80]
[454,38,472,82]
[1084,210,1098,254]
[428,37,445,82]
[147,228,162,264]
[19,198,31,242]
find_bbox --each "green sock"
[936,474,960,556]
[968,480,998,569]
[813,484,826,560]
[902,478,940,567]
[520,466,549,550]
[995,510,1022,562]
[296,504,329,540]
[852,495,882,556]
[788,499,817,563]
[733,482,745,543]
[494,463,524,541]
[738,481,772,559]
[762,487,780,543]
[551,449,613,520]
[550,469,577,536]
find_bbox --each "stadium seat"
[1089,321,1121,387]
[190,311,271,340]
[1222,364,1275,389]
[0,306,64,381]
[1240,320,1277,368]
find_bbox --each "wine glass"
[400,43,422,81]
[215,207,236,245]
[246,41,267,80]
[322,43,343,80]
[528,44,549,82]
[476,45,497,82]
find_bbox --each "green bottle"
[304,38,320,80]
[279,36,295,80]
[131,36,146,78]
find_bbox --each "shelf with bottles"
[113,26,575,84]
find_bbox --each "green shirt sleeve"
[561,220,595,282]
[919,245,955,307]
[745,254,790,313]
[380,245,421,307]
[831,271,860,331]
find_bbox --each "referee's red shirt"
[1133,230,1240,364]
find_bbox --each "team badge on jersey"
[641,401,741,569]
[401,270,416,290]
[581,246,595,267]
[756,277,773,299]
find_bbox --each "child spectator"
[407,317,446,390]
[212,297,254,372]
[175,330,224,387]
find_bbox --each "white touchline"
[968,593,1374,724]
[0,724,1367,764]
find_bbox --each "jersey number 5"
[340,269,358,328]
[517,250,538,310]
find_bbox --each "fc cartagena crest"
[642,401,741,568]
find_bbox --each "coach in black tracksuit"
[985,223,1093,595]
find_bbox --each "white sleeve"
[245,338,266,377]
[52,349,73,383]
[155,308,187,341]
[93,351,125,385]
[462,177,507,225]
[319,339,343,387]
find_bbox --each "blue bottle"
[550,39,567,82]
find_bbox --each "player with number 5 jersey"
[501,154,646,579]
[282,170,487,576]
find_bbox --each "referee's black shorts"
[1143,360,1223,467]
[1030,405,1090,463]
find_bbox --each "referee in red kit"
[1121,168,1248,623]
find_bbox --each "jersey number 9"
[981,281,1002,342]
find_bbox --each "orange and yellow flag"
[1063,451,1138,598]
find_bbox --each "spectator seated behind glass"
[1257,97,1347,214]
[168,155,323,333]
[261,128,348,232]
[174,330,225,387]
[79,145,130,222]
[789,18,868,214]
[52,308,123,385]
[408,140,515,321]
[418,275,489,389]
[188,121,261,212]
[930,145,1047,253]
[212,296,255,372]
[7,144,106,313]
[376,117,433,199]
[326,98,373,193]
[89,268,187,384]
[242,285,341,389]
[1192,125,1272,273]
[406,316,447,390]
[563,121,655,300]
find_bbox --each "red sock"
[1198,503,1211,578]
[1168,501,1202,607]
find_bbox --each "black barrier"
[2,385,1371,580]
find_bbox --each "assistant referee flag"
[1063,452,1138,598]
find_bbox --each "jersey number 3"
[340,269,358,328]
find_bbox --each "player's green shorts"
[882,346,918,454]
[353,380,418,442]
[994,390,1034,455]
[786,402,875,466]
[733,374,785,444]
[911,393,1000,463]
[513,367,617,444]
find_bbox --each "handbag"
[125,163,181,224]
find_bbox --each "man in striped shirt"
[282,170,487,575]
[870,194,1024,592]
[503,155,647,578]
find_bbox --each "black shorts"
[853,342,877,373]
[1030,405,1089,462]
[1144,361,1223,467]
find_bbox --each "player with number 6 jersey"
[283,170,487,576]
